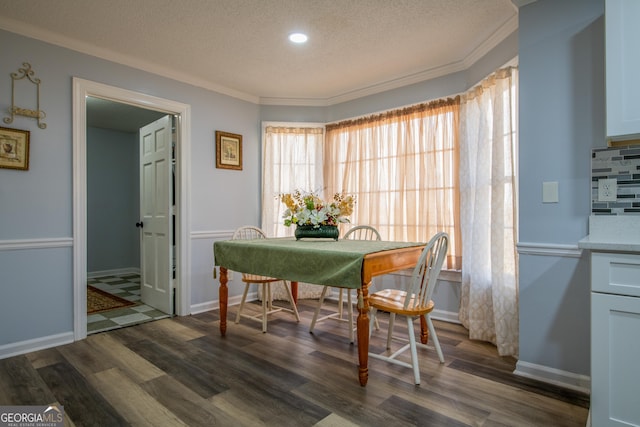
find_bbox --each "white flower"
[279,190,355,228]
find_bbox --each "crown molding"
[0,17,259,104]
[463,14,519,68]
[260,60,467,107]
[262,15,518,107]
[1,12,517,107]
[511,0,537,8]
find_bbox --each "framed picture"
[215,130,242,170]
[0,126,30,171]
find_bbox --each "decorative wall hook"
[4,62,46,129]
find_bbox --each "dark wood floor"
[0,300,589,427]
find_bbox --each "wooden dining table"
[213,237,425,386]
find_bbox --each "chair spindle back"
[232,226,266,241]
[343,225,381,241]
[404,232,449,311]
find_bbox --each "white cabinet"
[591,251,640,427]
[605,0,640,141]
[592,252,640,297]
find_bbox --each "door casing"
[72,77,191,340]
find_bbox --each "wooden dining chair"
[368,231,449,384]
[309,225,381,343]
[232,226,300,332]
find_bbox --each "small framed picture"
[0,126,30,171]
[215,130,242,170]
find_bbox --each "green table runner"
[214,238,424,289]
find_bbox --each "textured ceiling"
[86,97,167,133]
[0,0,518,106]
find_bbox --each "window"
[261,123,325,237]
[324,98,461,270]
[261,67,518,277]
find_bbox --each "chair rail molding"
[0,237,73,251]
[191,230,235,240]
[516,241,582,258]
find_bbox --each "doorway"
[72,78,192,341]
[85,100,171,333]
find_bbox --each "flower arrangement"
[280,190,355,228]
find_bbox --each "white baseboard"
[88,267,141,278]
[190,293,252,315]
[0,332,74,360]
[0,299,455,360]
[191,294,462,326]
[431,309,461,324]
[321,296,461,324]
[514,360,590,394]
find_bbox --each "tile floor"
[87,273,170,334]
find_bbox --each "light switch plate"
[542,181,559,203]
[598,178,617,202]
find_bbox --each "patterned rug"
[87,285,136,314]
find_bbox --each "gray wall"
[517,0,604,376]
[258,105,328,124]
[0,28,261,347]
[87,126,140,273]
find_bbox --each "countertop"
[578,215,640,252]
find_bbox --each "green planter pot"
[295,225,339,241]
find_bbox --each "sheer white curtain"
[324,99,462,271]
[459,67,519,357]
[261,124,325,299]
[261,124,324,237]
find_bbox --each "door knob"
[136,222,144,228]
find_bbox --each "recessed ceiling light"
[289,33,308,44]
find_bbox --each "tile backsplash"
[591,145,640,215]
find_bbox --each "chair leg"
[369,280,380,331]
[347,289,354,343]
[266,283,273,312]
[235,282,250,324]
[368,307,378,338]
[386,313,396,349]
[309,285,330,332]
[426,314,444,363]
[406,316,421,385]
[351,290,376,342]
[337,288,345,319]
[261,283,268,333]
[283,280,300,322]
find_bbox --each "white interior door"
[139,115,173,314]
